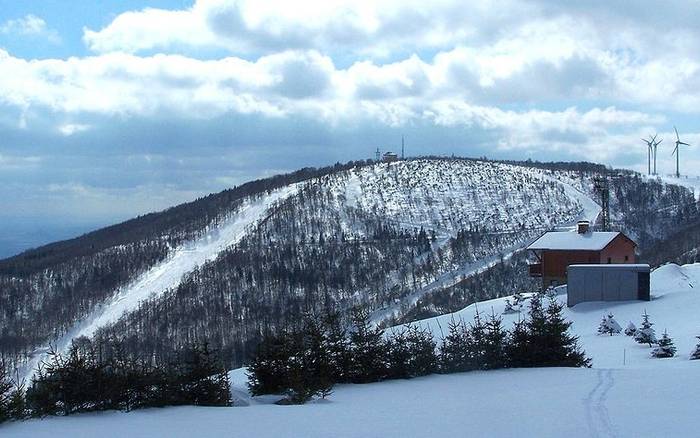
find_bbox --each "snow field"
[5,262,700,438]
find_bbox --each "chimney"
[577,221,590,234]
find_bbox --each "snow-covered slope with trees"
[4,263,700,438]
[3,158,697,375]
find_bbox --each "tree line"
[0,339,230,423]
[247,291,590,404]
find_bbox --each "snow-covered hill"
[5,263,699,438]
[15,159,597,370]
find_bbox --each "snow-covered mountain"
[5,262,700,438]
[1,158,697,378]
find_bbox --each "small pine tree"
[505,318,530,368]
[387,328,411,379]
[468,310,487,370]
[651,331,676,358]
[322,312,351,383]
[404,324,437,377]
[624,321,637,337]
[483,311,508,369]
[0,365,13,423]
[690,336,700,360]
[541,297,591,367]
[439,318,469,373]
[634,310,657,347]
[348,307,389,383]
[597,313,622,336]
[247,330,294,396]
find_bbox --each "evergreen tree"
[403,324,437,377]
[348,307,389,383]
[322,312,351,383]
[439,318,469,373]
[524,291,548,365]
[541,298,591,367]
[483,311,508,369]
[468,310,487,370]
[634,311,657,347]
[624,321,637,337]
[247,330,293,396]
[387,328,411,379]
[651,331,676,358]
[690,336,700,360]
[303,315,335,398]
[597,313,622,336]
[0,364,22,423]
[175,342,231,406]
[505,318,530,368]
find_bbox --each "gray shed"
[566,264,650,307]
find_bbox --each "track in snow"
[584,369,618,438]
[19,185,299,381]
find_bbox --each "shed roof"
[569,264,650,271]
[527,231,629,251]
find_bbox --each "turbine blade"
[675,126,680,141]
[679,141,690,146]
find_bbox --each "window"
[607,257,612,264]
[624,255,629,262]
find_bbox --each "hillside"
[4,263,700,438]
[1,158,697,377]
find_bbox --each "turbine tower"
[641,136,653,175]
[652,134,662,175]
[672,126,690,178]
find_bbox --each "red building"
[527,221,637,289]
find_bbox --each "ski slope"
[6,263,699,438]
[18,185,299,381]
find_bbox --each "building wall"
[542,250,599,278]
[599,238,636,264]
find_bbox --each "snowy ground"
[18,185,299,382]
[5,262,699,438]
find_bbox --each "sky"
[1,0,700,256]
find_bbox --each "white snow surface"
[18,185,298,381]
[528,231,621,251]
[6,262,700,438]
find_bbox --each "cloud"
[4,0,700,229]
[0,14,60,43]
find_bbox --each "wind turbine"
[652,134,662,175]
[641,136,653,175]
[672,126,690,178]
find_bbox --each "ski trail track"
[585,369,618,438]
[20,185,298,381]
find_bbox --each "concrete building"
[566,264,651,307]
[382,152,399,162]
[527,221,637,289]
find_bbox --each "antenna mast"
[593,174,611,232]
[375,147,380,162]
[401,135,405,160]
